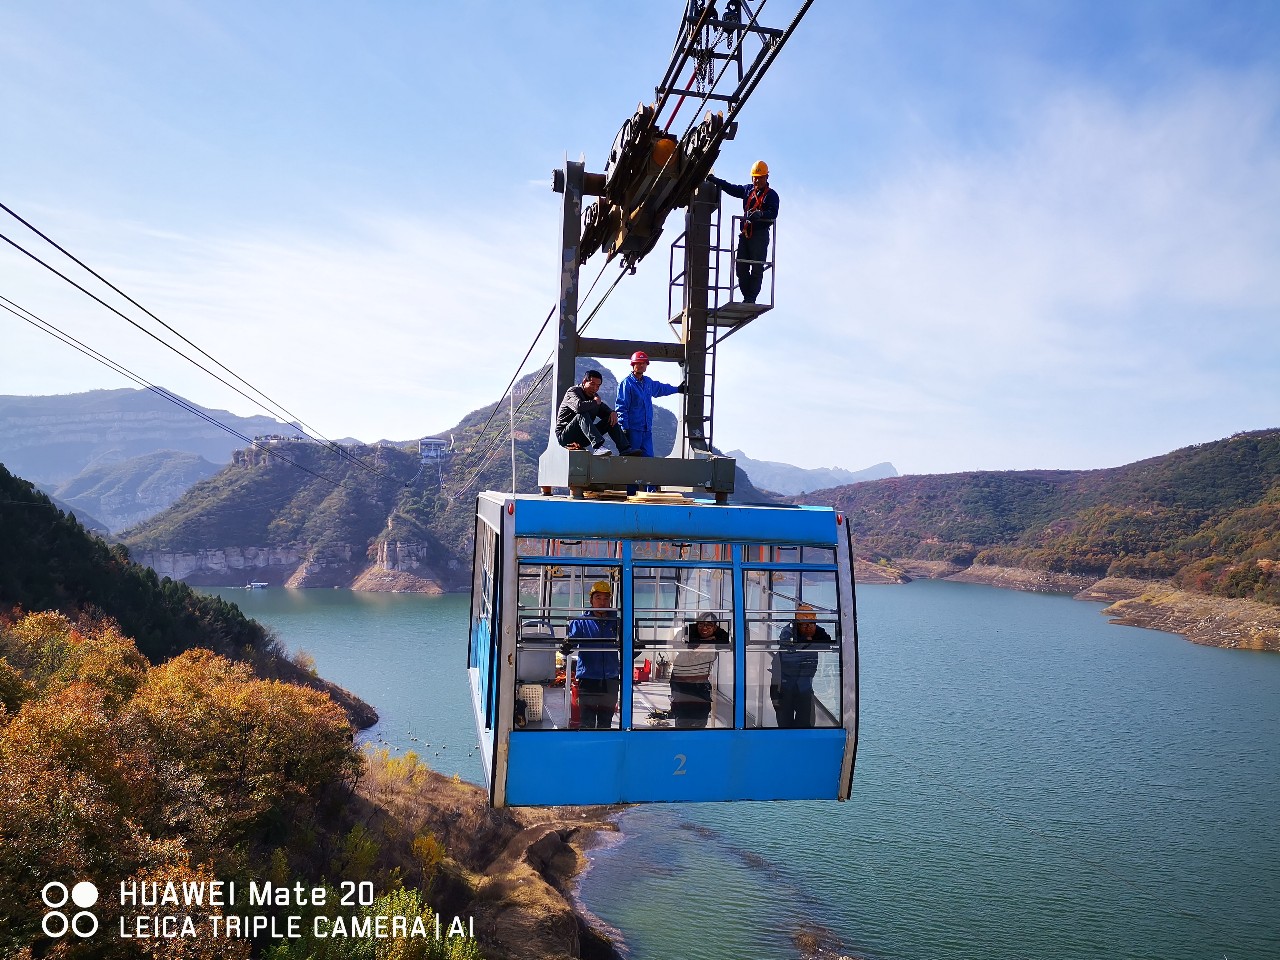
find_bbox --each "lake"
[210,580,1280,960]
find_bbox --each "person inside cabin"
[707,160,779,304]
[555,369,637,457]
[669,611,729,728]
[615,350,686,459]
[564,580,622,729]
[770,603,831,728]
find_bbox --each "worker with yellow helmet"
[707,160,779,303]
[564,579,622,729]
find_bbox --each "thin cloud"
[715,71,1280,473]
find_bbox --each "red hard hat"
[630,351,649,364]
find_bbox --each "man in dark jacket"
[770,604,832,728]
[708,160,779,303]
[555,369,635,456]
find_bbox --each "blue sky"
[3,1,1278,476]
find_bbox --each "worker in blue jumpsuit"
[708,160,779,303]
[615,350,685,459]
[564,580,621,729]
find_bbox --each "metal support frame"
[537,161,585,492]
[539,159,737,502]
[680,181,716,458]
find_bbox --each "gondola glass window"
[743,547,842,729]
[514,538,623,731]
[631,540,734,730]
[469,517,501,732]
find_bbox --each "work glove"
[677,382,688,394]
[742,221,753,239]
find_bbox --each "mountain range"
[16,386,1275,639]
[2,386,890,534]
[116,362,783,590]
[725,450,896,494]
[803,428,1280,611]
[0,388,301,531]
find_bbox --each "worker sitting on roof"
[707,160,779,304]
[556,369,638,457]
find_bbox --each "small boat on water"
[245,582,269,590]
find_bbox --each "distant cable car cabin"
[418,437,449,463]
[467,4,855,806]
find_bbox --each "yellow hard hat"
[795,603,816,621]
[590,580,612,596]
[750,160,769,177]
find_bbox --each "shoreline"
[860,561,1280,653]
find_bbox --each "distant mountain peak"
[725,449,897,496]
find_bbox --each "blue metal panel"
[506,733,628,806]
[503,729,847,805]
[510,496,839,546]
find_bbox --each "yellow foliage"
[131,649,359,843]
[411,831,446,889]
[0,611,148,705]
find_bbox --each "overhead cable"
[0,204,404,486]
[0,294,361,493]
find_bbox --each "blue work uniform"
[615,373,680,457]
[566,612,620,729]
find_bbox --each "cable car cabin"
[467,492,859,807]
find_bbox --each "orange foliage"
[0,611,361,957]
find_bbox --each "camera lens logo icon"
[42,881,99,938]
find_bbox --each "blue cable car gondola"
[467,11,855,804]
[466,493,859,806]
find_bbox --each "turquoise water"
[211,588,486,782]
[210,581,1280,959]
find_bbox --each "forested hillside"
[0,464,617,959]
[808,429,1280,606]
[48,449,223,532]
[124,360,771,589]
[0,463,267,661]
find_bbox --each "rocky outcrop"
[1082,580,1280,652]
[854,558,910,584]
[866,563,1280,653]
[351,565,446,594]
[898,559,968,579]
[284,545,362,588]
[373,540,461,588]
[135,546,309,584]
[944,563,1097,595]
[133,540,462,593]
